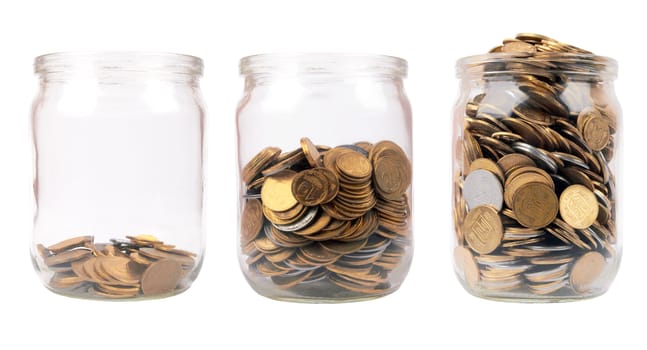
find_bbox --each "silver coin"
[511,142,558,173]
[463,169,503,211]
[553,152,589,169]
[594,189,611,209]
[272,207,319,232]
[524,263,569,282]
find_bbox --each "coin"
[454,246,479,289]
[241,199,264,245]
[242,146,282,184]
[582,114,610,151]
[469,158,505,184]
[291,168,338,206]
[141,259,183,296]
[300,137,323,168]
[570,251,605,293]
[463,169,503,211]
[47,235,93,254]
[511,182,558,229]
[559,184,598,229]
[463,205,503,254]
[261,170,299,212]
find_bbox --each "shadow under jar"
[236,53,413,302]
[452,34,622,302]
[31,52,206,300]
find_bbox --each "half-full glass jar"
[452,36,622,302]
[237,53,413,302]
[31,52,205,300]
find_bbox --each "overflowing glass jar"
[452,34,622,301]
[237,54,413,302]
[31,52,206,299]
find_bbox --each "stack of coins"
[37,235,197,299]
[454,34,617,297]
[241,137,412,295]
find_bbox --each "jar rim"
[34,51,203,76]
[456,52,618,79]
[239,53,407,78]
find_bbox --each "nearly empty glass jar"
[31,52,205,299]
[452,34,622,302]
[236,53,413,302]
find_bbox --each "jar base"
[245,276,401,304]
[43,283,193,301]
[458,282,610,303]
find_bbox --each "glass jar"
[236,53,413,302]
[30,52,206,300]
[452,35,622,302]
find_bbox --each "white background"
[0,1,644,349]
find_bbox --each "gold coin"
[511,182,558,229]
[469,158,505,184]
[47,235,93,254]
[582,114,610,151]
[44,248,92,267]
[501,40,537,54]
[570,251,605,293]
[454,246,479,289]
[141,259,183,296]
[49,272,85,289]
[463,205,503,254]
[260,170,299,212]
[291,168,338,206]
[242,146,281,184]
[496,153,536,176]
[241,199,263,245]
[300,137,323,168]
[336,151,372,179]
[97,256,141,285]
[559,184,599,229]
[371,142,412,200]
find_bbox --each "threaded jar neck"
[35,52,203,84]
[240,53,407,81]
[456,53,618,82]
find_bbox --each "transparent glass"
[236,53,413,302]
[30,52,206,300]
[452,53,622,302]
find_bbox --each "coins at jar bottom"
[36,235,197,299]
[454,33,617,299]
[241,137,412,297]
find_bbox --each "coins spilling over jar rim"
[453,33,618,299]
[241,137,412,297]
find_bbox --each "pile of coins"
[454,34,617,297]
[37,235,197,299]
[241,137,412,295]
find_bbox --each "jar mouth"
[239,53,407,78]
[34,51,203,77]
[456,52,618,80]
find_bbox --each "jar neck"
[239,53,407,84]
[456,53,618,82]
[34,52,203,85]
